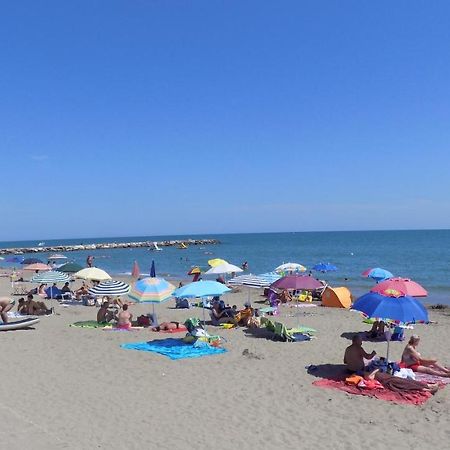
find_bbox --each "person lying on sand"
[366,369,439,394]
[0,297,15,323]
[401,335,450,377]
[367,320,385,339]
[152,322,181,332]
[344,334,376,375]
[97,301,114,323]
[117,304,132,329]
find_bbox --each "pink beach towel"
[415,373,450,386]
[312,379,433,405]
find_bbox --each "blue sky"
[1,1,450,240]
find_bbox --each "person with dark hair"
[97,300,114,324]
[117,303,132,329]
[344,335,376,374]
[19,295,52,315]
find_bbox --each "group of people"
[210,299,259,327]
[343,333,450,395]
[97,297,132,329]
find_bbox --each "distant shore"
[0,238,220,255]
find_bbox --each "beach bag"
[137,315,151,327]
[175,298,190,309]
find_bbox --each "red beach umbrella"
[131,260,140,279]
[270,275,323,291]
[370,277,428,297]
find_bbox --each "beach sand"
[0,273,449,449]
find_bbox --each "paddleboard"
[0,317,40,331]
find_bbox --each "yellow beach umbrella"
[208,258,228,267]
[74,267,112,281]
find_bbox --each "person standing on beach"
[86,255,94,267]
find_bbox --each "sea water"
[1,230,449,305]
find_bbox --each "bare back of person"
[117,310,132,327]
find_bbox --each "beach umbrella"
[370,277,428,297]
[188,266,202,282]
[48,254,68,260]
[31,271,70,283]
[208,258,228,267]
[131,260,140,279]
[89,280,130,296]
[173,280,231,327]
[270,275,322,291]
[58,262,83,273]
[352,291,429,361]
[5,256,24,264]
[362,267,393,282]
[129,277,175,318]
[74,267,111,281]
[21,258,43,265]
[204,262,243,275]
[150,260,156,278]
[274,263,307,274]
[23,263,51,271]
[228,272,281,288]
[312,262,338,273]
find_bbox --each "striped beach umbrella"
[274,263,307,274]
[88,280,130,296]
[128,277,175,304]
[31,271,70,283]
[229,272,281,288]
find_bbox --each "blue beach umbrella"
[6,256,24,264]
[312,263,338,273]
[362,267,393,282]
[150,260,156,278]
[21,258,43,265]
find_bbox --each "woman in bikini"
[401,335,450,377]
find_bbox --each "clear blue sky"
[1,1,450,240]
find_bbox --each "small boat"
[37,242,45,247]
[150,241,162,251]
[178,243,188,249]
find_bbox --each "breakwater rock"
[0,239,220,255]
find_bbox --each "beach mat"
[70,321,111,329]
[415,373,450,386]
[121,338,227,360]
[159,325,188,334]
[312,378,432,405]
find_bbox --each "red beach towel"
[313,379,433,405]
[160,325,188,334]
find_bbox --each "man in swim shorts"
[117,304,132,329]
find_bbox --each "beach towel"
[121,338,227,360]
[103,325,143,332]
[70,321,111,329]
[159,325,188,334]
[312,378,432,405]
[415,373,450,386]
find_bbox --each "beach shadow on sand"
[306,363,347,380]
[242,327,275,340]
[340,331,391,342]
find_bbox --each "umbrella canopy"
[23,263,51,271]
[312,262,338,272]
[150,260,156,278]
[58,262,83,273]
[21,258,43,265]
[370,277,428,297]
[204,262,243,275]
[352,292,428,324]
[208,258,228,267]
[31,271,69,283]
[89,280,130,296]
[229,272,281,288]
[270,275,322,291]
[74,267,111,281]
[129,277,175,303]
[362,267,393,282]
[5,256,23,264]
[173,280,231,298]
[131,261,140,279]
[48,254,68,260]
[187,266,202,275]
[274,263,307,274]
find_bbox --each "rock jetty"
[0,239,220,255]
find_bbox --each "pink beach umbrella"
[270,275,323,291]
[370,277,428,297]
[131,260,140,279]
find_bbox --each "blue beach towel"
[120,338,227,360]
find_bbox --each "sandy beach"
[1,273,449,450]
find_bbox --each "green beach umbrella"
[58,262,83,273]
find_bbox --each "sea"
[1,230,449,305]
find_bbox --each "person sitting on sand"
[234,302,254,326]
[367,320,385,339]
[211,302,237,325]
[117,304,132,329]
[97,300,114,324]
[75,282,89,299]
[19,295,52,315]
[279,289,292,303]
[344,335,376,374]
[61,282,73,295]
[152,321,181,332]
[401,335,450,377]
[0,297,15,323]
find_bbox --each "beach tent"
[321,287,352,308]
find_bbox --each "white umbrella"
[74,268,112,281]
[274,262,307,274]
[205,262,243,275]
